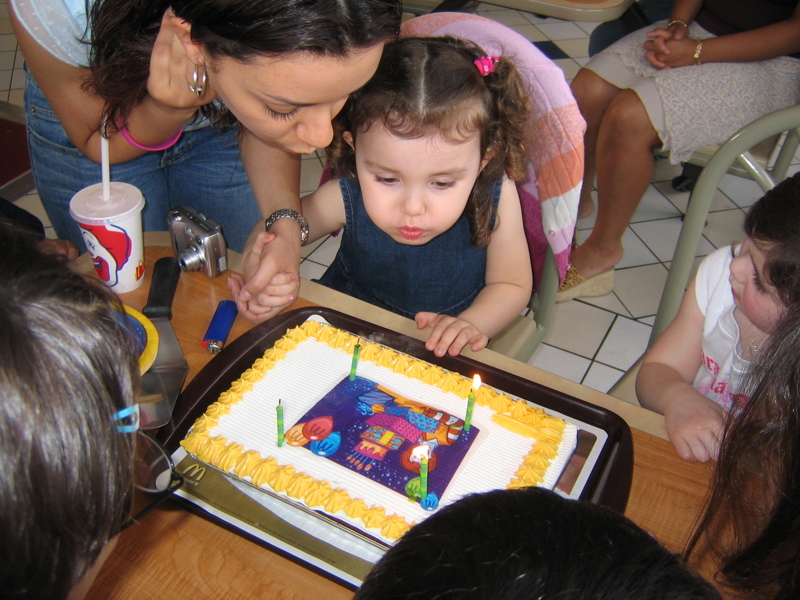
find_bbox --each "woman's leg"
[569,88,662,279]
[571,69,623,220]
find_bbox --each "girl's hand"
[643,36,697,69]
[416,312,488,357]
[663,394,725,462]
[148,9,215,110]
[231,231,300,322]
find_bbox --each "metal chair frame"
[649,104,800,346]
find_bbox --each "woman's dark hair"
[357,487,720,600]
[686,304,800,599]
[744,171,800,308]
[327,36,530,247]
[88,0,402,126]
[0,221,138,598]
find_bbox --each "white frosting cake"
[182,317,577,544]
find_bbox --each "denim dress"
[317,177,502,319]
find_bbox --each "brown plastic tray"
[160,306,633,512]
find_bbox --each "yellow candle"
[349,339,362,381]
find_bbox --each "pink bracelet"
[119,125,182,152]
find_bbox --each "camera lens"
[178,244,205,272]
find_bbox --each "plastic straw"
[101,117,110,201]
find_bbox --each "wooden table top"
[81,235,719,599]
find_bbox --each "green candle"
[349,339,362,381]
[420,457,429,499]
[464,374,480,432]
[276,399,285,447]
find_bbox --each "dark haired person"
[10,0,402,319]
[0,220,139,598]
[687,304,800,599]
[356,487,721,600]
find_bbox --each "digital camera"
[168,206,228,278]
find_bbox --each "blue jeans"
[24,74,260,252]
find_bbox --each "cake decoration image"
[287,376,478,511]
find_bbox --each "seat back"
[398,13,585,361]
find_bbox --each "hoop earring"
[189,62,207,99]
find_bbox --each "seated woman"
[0,220,139,599]
[560,0,800,302]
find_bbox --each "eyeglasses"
[121,430,184,530]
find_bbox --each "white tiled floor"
[2,2,786,396]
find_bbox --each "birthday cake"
[181,317,577,544]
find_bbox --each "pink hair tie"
[117,120,182,152]
[474,56,499,76]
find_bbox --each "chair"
[400,12,585,362]
[649,104,800,346]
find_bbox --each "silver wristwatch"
[264,209,309,246]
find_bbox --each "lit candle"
[276,399,285,447]
[464,374,481,432]
[410,444,431,501]
[349,338,362,381]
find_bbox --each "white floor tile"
[614,263,668,319]
[304,233,341,267]
[479,8,533,27]
[631,216,716,263]
[0,50,14,70]
[299,156,323,195]
[576,293,632,317]
[617,227,659,269]
[555,38,589,59]
[653,181,736,214]
[629,185,682,223]
[511,23,548,42]
[543,301,615,359]
[702,208,746,250]
[299,259,328,281]
[718,174,765,208]
[534,21,588,41]
[527,344,590,384]
[582,362,625,394]
[595,316,651,371]
[552,58,581,81]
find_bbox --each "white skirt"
[585,20,800,163]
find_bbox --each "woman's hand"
[416,312,488,357]
[148,9,216,111]
[644,33,697,69]
[230,226,301,322]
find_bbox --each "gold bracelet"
[667,19,688,28]
[693,39,703,65]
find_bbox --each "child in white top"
[637,173,800,462]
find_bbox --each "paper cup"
[69,182,146,293]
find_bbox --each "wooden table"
[83,235,718,599]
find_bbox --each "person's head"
[0,221,138,598]
[356,487,720,600]
[328,36,530,247]
[687,304,800,599]
[90,0,402,153]
[730,172,800,333]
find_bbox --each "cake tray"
[160,307,633,588]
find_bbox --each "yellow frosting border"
[181,320,567,541]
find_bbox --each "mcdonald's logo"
[182,463,206,482]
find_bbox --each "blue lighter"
[202,300,238,353]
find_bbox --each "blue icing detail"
[408,412,437,433]
[359,388,394,405]
[420,492,439,511]
[385,405,410,418]
[310,431,341,456]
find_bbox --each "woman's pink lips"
[398,226,424,240]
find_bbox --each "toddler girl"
[637,173,800,463]
[292,36,533,357]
